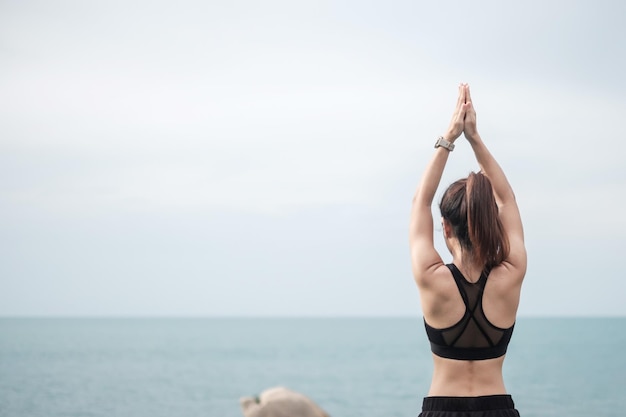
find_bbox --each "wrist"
[465,132,481,144]
[442,131,458,143]
[434,136,455,152]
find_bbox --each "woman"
[409,84,526,417]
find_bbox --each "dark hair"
[439,172,509,268]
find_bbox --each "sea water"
[0,317,624,417]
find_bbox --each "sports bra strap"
[446,264,490,307]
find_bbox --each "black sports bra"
[424,264,515,360]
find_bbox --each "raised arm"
[463,85,527,275]
[409,85,469,284]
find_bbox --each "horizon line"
[1,314,624,319]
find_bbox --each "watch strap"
[434,136,455,151]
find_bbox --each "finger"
[456,84,464,108]
[459,83,465,103]
[450,106,463,123]
[467,100,476,115]
[465,84,472,104]
[455,104,468,124]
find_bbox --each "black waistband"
[422,395,515,411]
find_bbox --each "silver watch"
[434,136,455,151]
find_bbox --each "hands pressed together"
[444,83,478,143]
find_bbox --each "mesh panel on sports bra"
[441,267,504,348]
[424,264,514,360]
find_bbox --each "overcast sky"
[1,0,625,317]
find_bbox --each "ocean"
[0,317,624,417]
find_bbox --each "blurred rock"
[240,386,330,417]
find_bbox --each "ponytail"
[440,172,509,268]
[466,172,509,267]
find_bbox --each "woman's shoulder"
[417,263,460,296]
[489,260,526,289]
